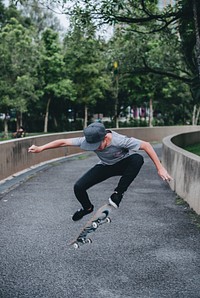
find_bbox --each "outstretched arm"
[28,139,74,153]
[140,141,172,181]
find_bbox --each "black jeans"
[74,153,144,210]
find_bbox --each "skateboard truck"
[73,238,92,249]
[92,216,111,229]
[69,203,114,249]
[73,216,111,249]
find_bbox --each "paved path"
[1,144,200,298]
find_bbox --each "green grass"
[184,143,200,156]
[175,196,187,206]
[175,196,200,229]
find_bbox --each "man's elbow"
[140,141,151,151]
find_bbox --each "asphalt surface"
[1,144,200,298]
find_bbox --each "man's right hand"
[28,145,43,153]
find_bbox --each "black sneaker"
[109,192,123,208]
[72,205,94,221]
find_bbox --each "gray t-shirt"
[71,130,142,165]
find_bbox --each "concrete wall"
[1,125,200,182]
[162,130,200,215]
[0,132,83,181]
[114,126,200,142]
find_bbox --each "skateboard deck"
[68,203,115,249]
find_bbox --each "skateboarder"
[28,122,172,221]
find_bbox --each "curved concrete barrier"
[162,130,200,215]
[0,131,84,182]
[1,126,200,183]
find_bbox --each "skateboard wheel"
[87,238,92,244]
[106,217,111,223]
[92,222,98,229]
[73,243,79,249]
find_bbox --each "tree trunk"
[149,98,153,127]
[16,110,23,131]
[44,97,51,133]
[3,118,8,138]
[84,104,88,128]
[196,106,200,124]
[20,110,23,127]
[53,116,58,128]
[192,104,200,125]
[193,0,200,78]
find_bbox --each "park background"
[1,3,200,296]
[0,0,200,138]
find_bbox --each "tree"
[179,0,200,124]
[8,0,200,126]
[0,16,39,136]
[39,28,76,132]
[103,18,190,126]
[15,0,62,34]
[63,19,111,127]
[56,0,200,124]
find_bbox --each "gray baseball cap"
[81,122,107,151]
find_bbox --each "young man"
[28,122,172,221]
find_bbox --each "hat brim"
[80,139,101,151]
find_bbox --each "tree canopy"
[0,0,200,137]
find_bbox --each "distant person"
[13,126,26,138]
[28,122,172,221]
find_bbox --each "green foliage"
[63,20,112,125]
[0,16,39,124]
[1,0,200,133]
[184,143,200,156]
[37,28,76,132]
[103,20,192,125]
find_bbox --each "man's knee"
[131,154,144,168]
[138,154,144,167]
[74,181,83,194]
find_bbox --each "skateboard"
[68,203,115,249]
